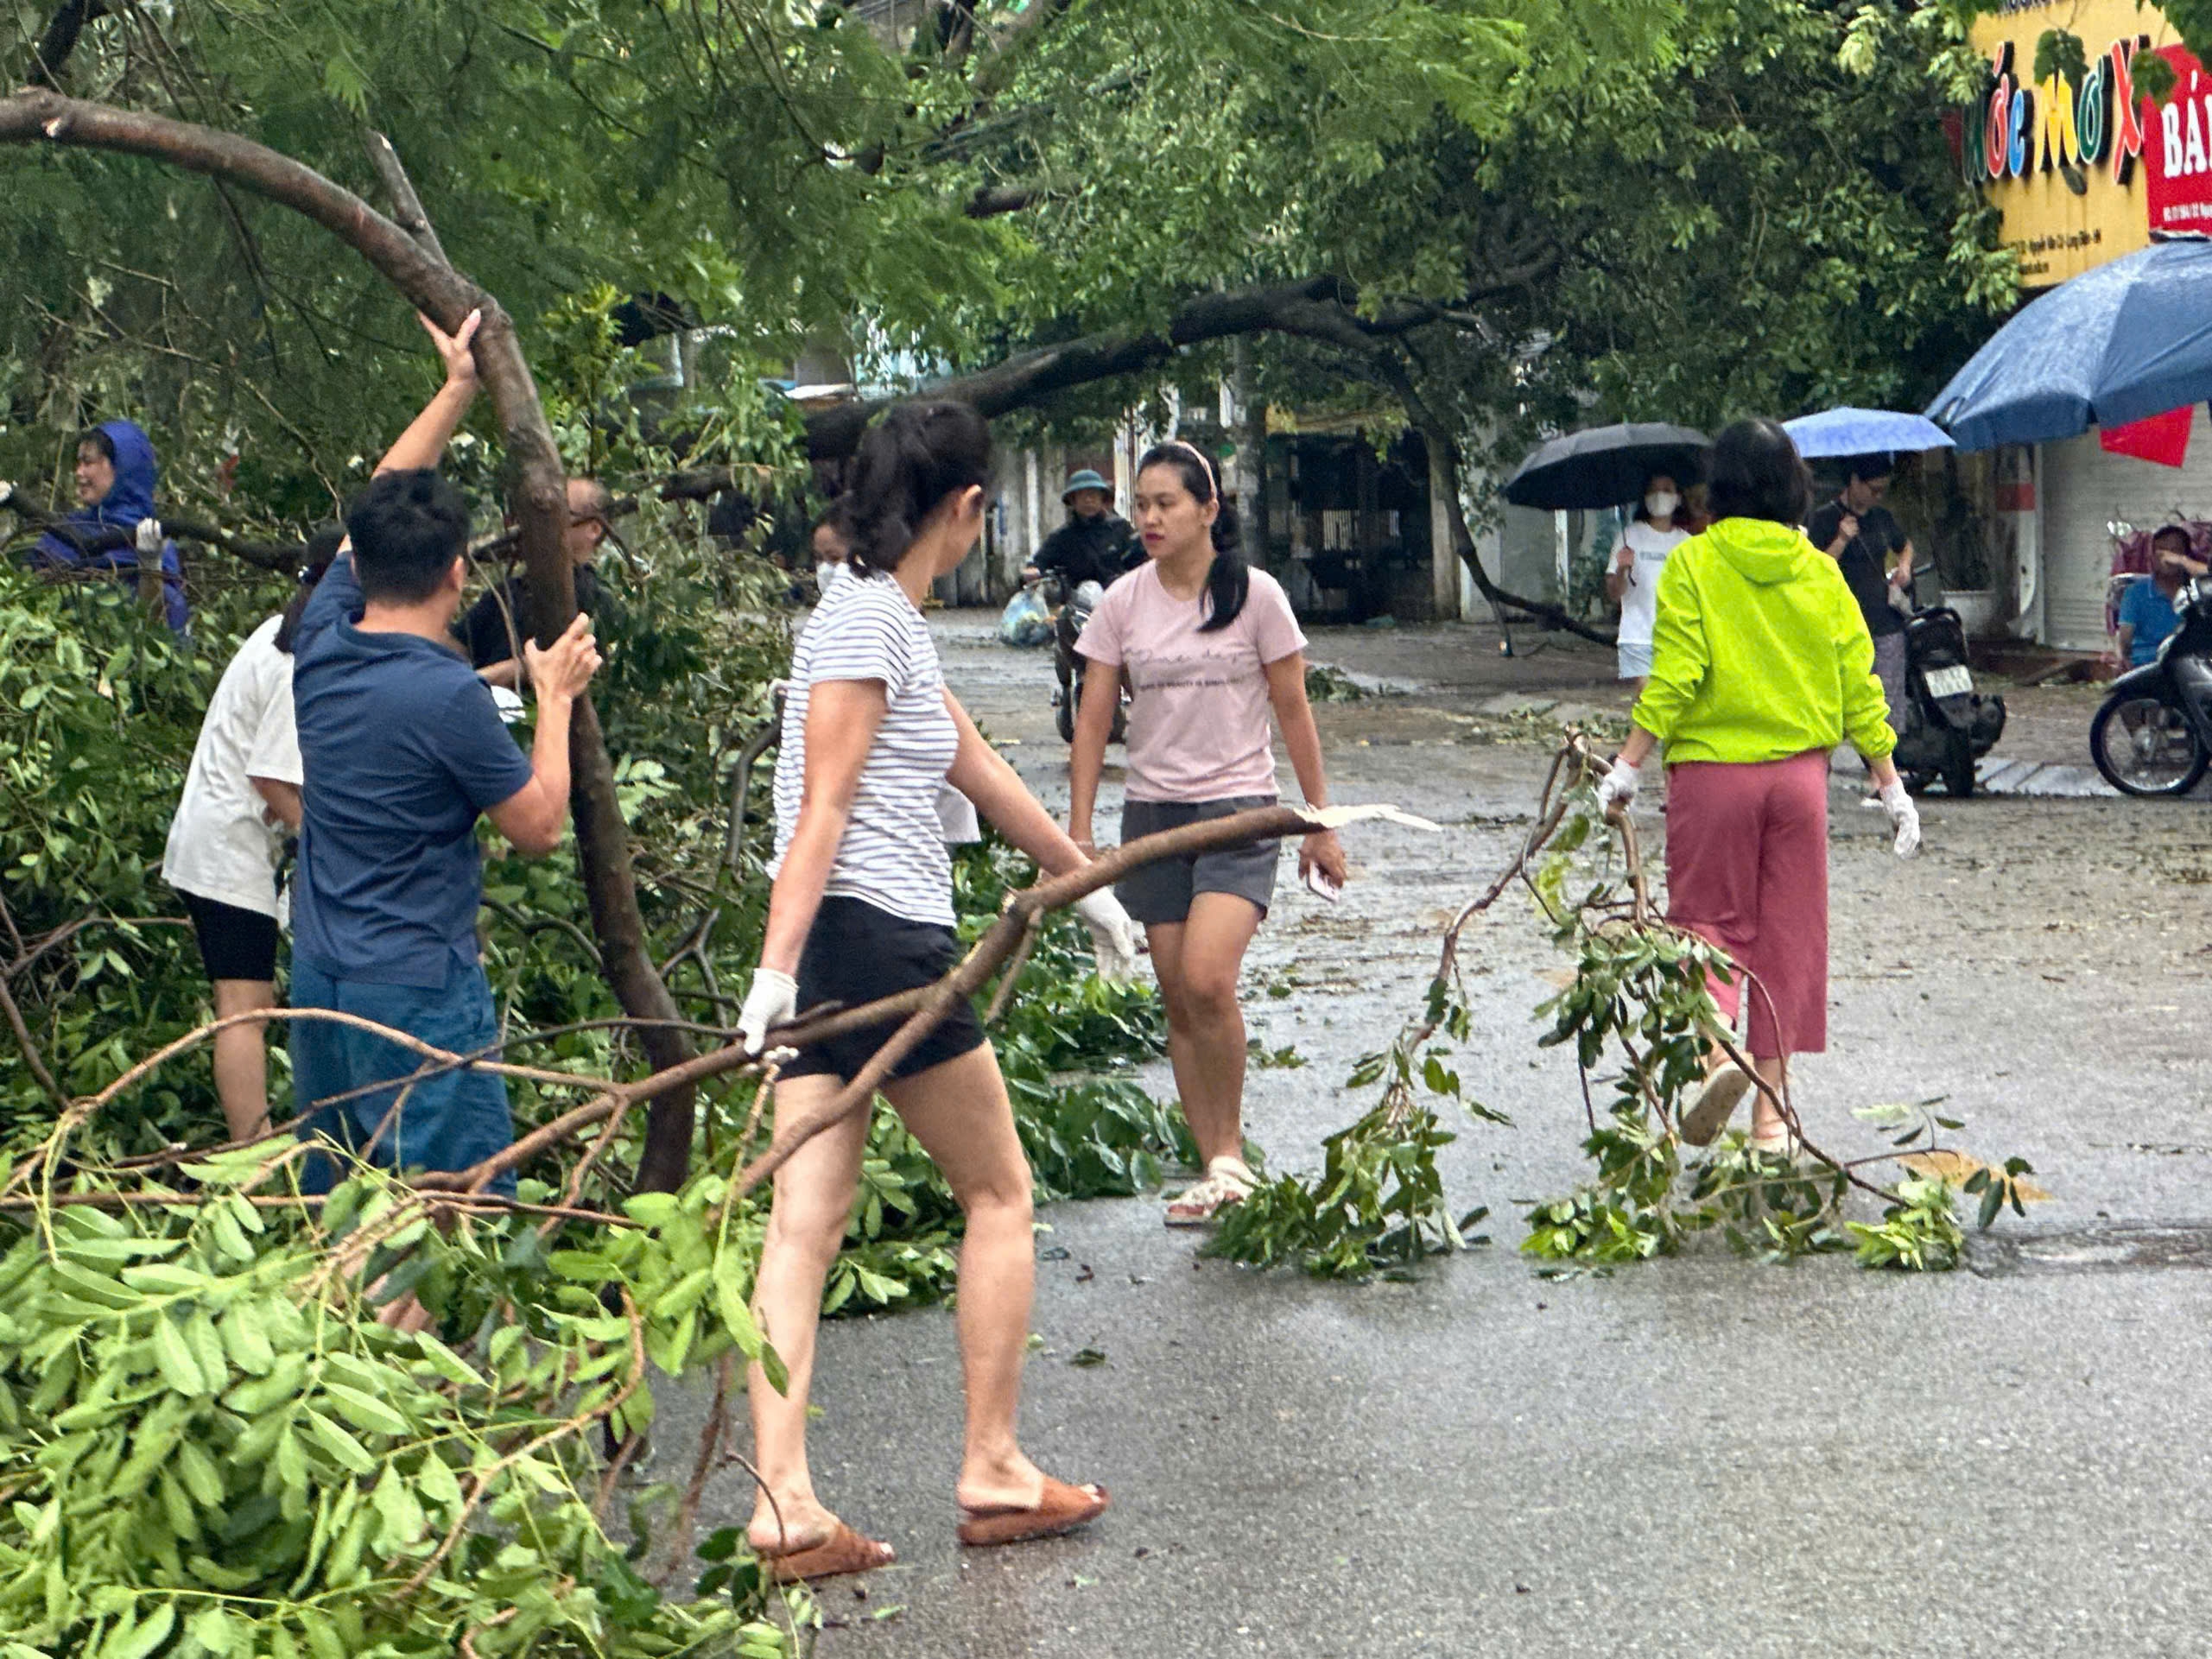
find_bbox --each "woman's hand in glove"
[1876,778,1922,858]
[1594,756,1640,816]
[1073,890,1139,982]
[738,968,799,1055]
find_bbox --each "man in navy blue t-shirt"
[290,309,602,1202]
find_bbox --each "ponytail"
[1137,440,1247,633]
[844,401,992,577]
[274,522,345,655]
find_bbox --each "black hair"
[811,496,857,555]
[77,428,117,464]
[1706,420,1811,528]
[1630,469,1686,526]
[344,468,470,604]
[843,401,992,577]
[1843,451,1895,485]
[1135,440,1246,633]
[275,522,346,654]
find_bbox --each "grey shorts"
[1115,795,1279,926]
[1617,641,1653,681]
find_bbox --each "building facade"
[1966,0,2212,650]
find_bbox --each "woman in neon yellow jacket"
[1593,419,1921,1154]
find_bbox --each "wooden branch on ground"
[28,807,1428,1211]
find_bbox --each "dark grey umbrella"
[1501,422,1710,511]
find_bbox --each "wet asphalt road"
[663,615,2212,1657]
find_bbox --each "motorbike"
[1044,573,1128,744]
[1890,567,2007,798]
[2089,573,2212,797]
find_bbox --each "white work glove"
[1594,756,1641,816]
[1876,779,1921,859]
[135,517,164,558]
[738,967,798,1055]
[1073,889,1139,982]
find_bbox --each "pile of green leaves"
[0,1145,805,1657]
[1518,790,2030,1273]
[1208,978,1496,1280]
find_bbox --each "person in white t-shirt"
[162,554,330,1138]
[810,501,981,844]
[1606,472,1690,693]
[734,403,1138,1581]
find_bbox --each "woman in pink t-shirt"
[1069,440,1347,1225]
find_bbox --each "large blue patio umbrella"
[1925,239,2212,452]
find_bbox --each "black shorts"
[780,896,988,1084]
[179,889,282,983]
[1114,795,1280,926]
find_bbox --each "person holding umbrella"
[1594,420,1920,1155]
[1806,453,1916,731]
[1605,471,1690,693]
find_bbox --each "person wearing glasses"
[458,477,615,687]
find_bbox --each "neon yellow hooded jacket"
[1629,516,1896,765]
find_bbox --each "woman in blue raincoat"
[29,421,188,634]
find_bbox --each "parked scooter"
[1045,573,1127,744]
[1890,565,2007,797]
[2089,573,2212,796]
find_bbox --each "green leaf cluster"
[0,1146,806,1656]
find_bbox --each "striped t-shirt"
[770,572,959,927]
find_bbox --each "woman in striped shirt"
[737,402,1138,1580]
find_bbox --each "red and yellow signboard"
[1962,0,2212,284]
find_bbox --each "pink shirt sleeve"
[1245,572,1307,664]
[1074,581,1126,666]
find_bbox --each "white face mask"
[1645,491,1679,519]
[815,561,842,591]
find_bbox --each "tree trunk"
[0,89,700,1187]
[1233,337,1268,572]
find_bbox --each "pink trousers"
[1663,750,1829,1060]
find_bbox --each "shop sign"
[2144,46,2212,236]
[1962,36,2151,187]
[1960,0,2182,284]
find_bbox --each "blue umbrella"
[1783,408,1954,459]
[1925,239,2212,452]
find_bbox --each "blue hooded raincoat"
[31,420,189,634]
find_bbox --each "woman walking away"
[161,537,337,1139]
[1594,420,1921,1155]
[735,402,1138,1582]
[1607,471,1690,694]
[1067,440,1347,1225]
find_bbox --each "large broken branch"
[26,804,1433,1213]
[798,270,1604,643]
[0,88,701,1188]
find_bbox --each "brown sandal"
[757,1522,897,1583]
[957,1477,1110,1548]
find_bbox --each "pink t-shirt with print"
[1075,561,1308,802]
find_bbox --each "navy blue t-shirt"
[291,554,536,986]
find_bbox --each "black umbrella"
[1501,422,1710,511]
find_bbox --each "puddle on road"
[1967,1223,2212,1278]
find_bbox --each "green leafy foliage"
[1208,975,1493,1280]
[1519,771,2032,1273]
[0,1147,806,1656]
